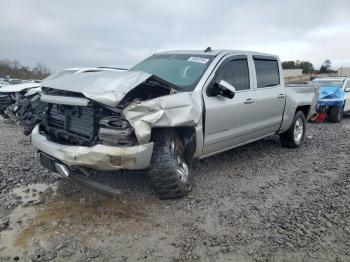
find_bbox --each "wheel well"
[296,105,310,118]
[151,127,196,162]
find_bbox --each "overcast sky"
[1,0,350,71]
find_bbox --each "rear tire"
[148,129,192,199]
[329,107,343,123]
[280,111,306,148]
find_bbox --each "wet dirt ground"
[0,117,349,261]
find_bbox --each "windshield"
[130,54,214,91]
[313,80,344,88]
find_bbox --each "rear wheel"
[148,129,192,199]
[280,111,306,148]
[329,107,343,123]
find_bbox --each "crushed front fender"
[122,92,203,145]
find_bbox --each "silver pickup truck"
[32,49,318,199]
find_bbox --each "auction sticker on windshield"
[188,57,209,64]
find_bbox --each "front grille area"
[42,103,100,146]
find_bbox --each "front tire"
[148,129,192,199]
[329,107,343,123]
[280,111,306,148]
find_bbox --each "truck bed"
[279,83,319,131]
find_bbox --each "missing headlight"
[98,116,136,146]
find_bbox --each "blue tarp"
[317,86,346,108]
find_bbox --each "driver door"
[203,55,257,156]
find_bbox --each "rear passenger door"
[252,56,286,136]
[203,55,257,155]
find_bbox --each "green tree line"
[282,59,334,74]
[282,60,314,74]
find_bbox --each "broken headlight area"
[99,115,136,146]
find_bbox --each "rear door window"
[254,58,280,88]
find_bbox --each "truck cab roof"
[156,49,279,59]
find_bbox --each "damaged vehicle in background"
[0,81,41,132]
[312,77,350,123]
[0,67,127,135]
[32,49,318,199]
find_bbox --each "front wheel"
[148,129,192,199]
[329,107,343,123]
[280,111,306,148]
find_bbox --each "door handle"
[277,94,286,99]
[244,98,255,104]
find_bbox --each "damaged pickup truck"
[32,50,318,199]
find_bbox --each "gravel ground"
[0,117,349,261]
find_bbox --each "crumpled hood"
[42,70,153,107]
[319,86,346,100]
[318,86,346,108]
[0,82,40,93]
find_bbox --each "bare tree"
[32,63,51,79]
[0,59,51,80]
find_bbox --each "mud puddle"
[0,181,154,259]
[0,183,57,257]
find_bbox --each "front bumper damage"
[31,125,154,170]
[32,70,204,174]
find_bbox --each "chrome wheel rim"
[171,141,189,183]
[294,118,304,144]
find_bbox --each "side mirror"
[207,80,235,99]
[345,87,350,93]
